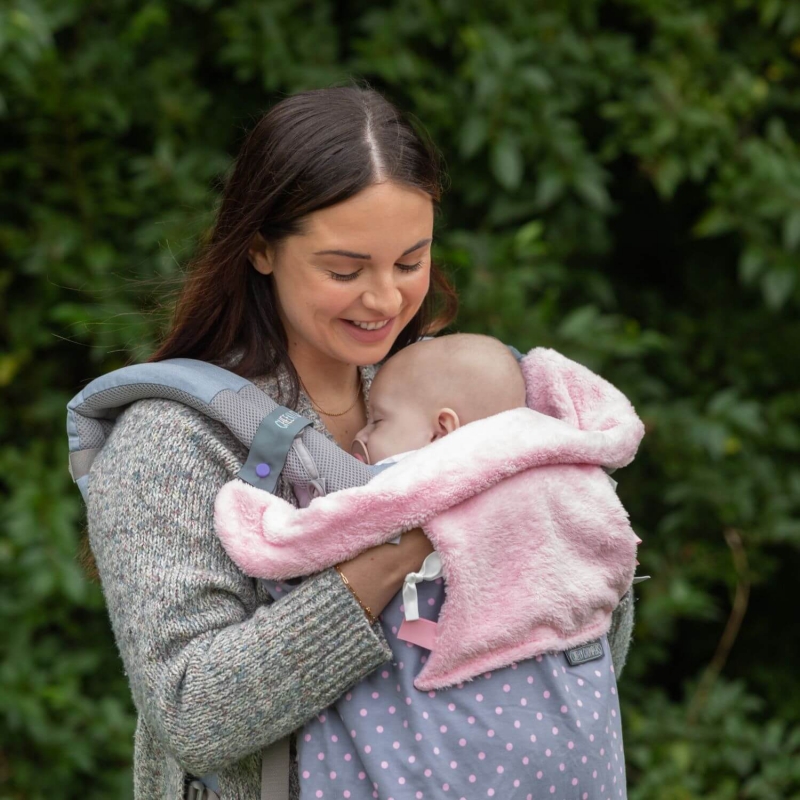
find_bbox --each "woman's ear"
[248,232,274,276]
[431,408,460,441]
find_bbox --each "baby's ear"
[432,408,460,441]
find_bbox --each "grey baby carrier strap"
[66,357,383,800]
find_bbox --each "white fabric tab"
[402,551,443,621]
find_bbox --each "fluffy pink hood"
[214,347,645,690]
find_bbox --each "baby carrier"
[66,344,645,800]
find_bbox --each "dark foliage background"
[2,0,799,797]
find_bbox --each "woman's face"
[249,181,434,368]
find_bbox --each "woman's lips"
[340,317,395,343]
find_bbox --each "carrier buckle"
[186,779,220,800]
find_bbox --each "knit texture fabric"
[85,359,637,799]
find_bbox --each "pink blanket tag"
[397,618,439,650]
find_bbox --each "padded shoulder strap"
[66,357,378,504]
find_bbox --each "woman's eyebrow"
[313,237,432,260]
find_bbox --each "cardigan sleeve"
[86,397,393,777]
[607,588,635,678]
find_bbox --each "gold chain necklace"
[299,374,363,417]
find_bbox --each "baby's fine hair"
[383,333,528,424]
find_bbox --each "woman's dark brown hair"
[148,82,458,407]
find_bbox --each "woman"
[86,85,635,798]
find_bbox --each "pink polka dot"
[536,771,543,779]
[398,777,406,785]
[415,733,423,741]
[448,703,456,711]
[359,709,367,717]
[433,748,440,755]
[552,726,559,735]
[416,793,423,800]
[443,784,449,791]
[388,706,396,714]
[450,760,458,768]
[459,738,467,746]
[543,690,550,698]
[408,755,415,763]
[344,793,351,799]
[376,725,384,733]
[468,716,475,724]
[424,769,432,777]
[393,741,400,750]
[561,705,568,713]
[514,720,521,728]
[319,714,326,723]
[581,756,587,763]
[484,672,492,678]
[545,748,552,756]
[316,791,322,798]
[304,733,311,742]
[344,754,352,762]
[469,775,476,783]
[488,790,495,797]
[568,741,574,749]
[302,771,310,779]
[318,752,325,760]
[536,712,543,720]
[405,697,411,705]
[381,761,388,769]
[428,690,436,698]
[487,729,495,737]
[428,597,435,605]
[495,707,503,715]
[331,735,338,743]
[514,780,520,787]
[550,786,556,794]
[530,734,537,743]
[577,678,584,686]
[476,693,483,701]
[520,698,527,706]
[423,712,429,720]
[497,765,504,773]
[478,752,486,760]
[559,762,566,771]
[358,772,366,780]
[364,746,371,754]
[503,684,511,692]
[572,778,579,786]
[506,743,513,751]
[372,691,380,699]
[440,725,447,733]
[522,756,529,765]
[527,676,534,684]
[329,771,336,779]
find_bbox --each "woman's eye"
[397,260,423,273]
[329,271,361,282]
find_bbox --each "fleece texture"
[214,347,645,691]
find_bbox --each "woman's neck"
[289,345,360,405]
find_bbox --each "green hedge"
[2,1,799,797]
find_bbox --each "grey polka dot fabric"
[271,573,627,800]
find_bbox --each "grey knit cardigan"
[86,360,636,800]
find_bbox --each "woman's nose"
[361,274,403,317]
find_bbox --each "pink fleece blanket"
[214,348,645,691]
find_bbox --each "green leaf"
[490,135,523,190]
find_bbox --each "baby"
[351,332,528,467]
[289,333,633,797]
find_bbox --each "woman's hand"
[335,527,434,619]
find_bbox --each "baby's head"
[352,333,527,464]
